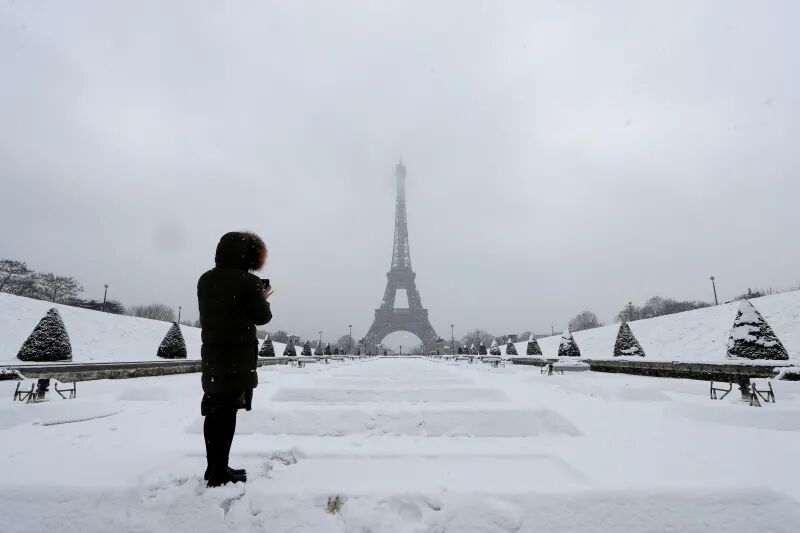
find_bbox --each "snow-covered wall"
[0,293,287,364]
[503,290,800,363]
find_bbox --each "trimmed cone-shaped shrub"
[333,346,341,355]
[470,343,478,355]
[259,335,275,357]
[613,322,644,357]
[283,339,297,356]
[301,341,312,356]
[324,343,332,356]
[157,322,187,359]
[558,329,581,357]
[314,342,323,356]
[727,300,788,360]
[526,335,542,356]
[506,340,518,356]
[478,343,487,355]
[17,308,72,362]
[489,340,501,356]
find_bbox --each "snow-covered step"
[259,455,589,494]
[270,386,508,403]
[190,407,582,437]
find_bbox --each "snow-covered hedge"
[489,340,501,356]
[283,339,297,357]
[259,335,275,357]
[558,329,581,357]
[613,322,644,357]
[727,300,788,360]
[157,322,187,359]
[506,340,518,356]
[17,308,72,362]
[526,336,542,356]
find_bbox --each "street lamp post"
[178,306,182,324]
[710,276,719,305]
[348,324,352,355]
[102,284,109,312]
[450,324,454,356]
[319,331,322,350]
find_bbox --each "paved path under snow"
[1,357,800,532]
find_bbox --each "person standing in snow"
[198,231,273,487]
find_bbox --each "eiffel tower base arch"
[365,309,439,355]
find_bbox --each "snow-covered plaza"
[2,357,799,532]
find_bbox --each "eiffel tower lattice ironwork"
[365,162,438,354]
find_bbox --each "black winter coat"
[198,234,272,395]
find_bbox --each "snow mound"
[0,399,119,429]
[195,408,583,437]
[258,455,589,494]
[671,403,800,432]
[556,381,671,402]
[117,387,172,402]
[271,387,508,403]
[3,487,797,533]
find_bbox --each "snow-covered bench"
[748,381,776,406]
[710,379,776,406]
[482,356,504,368]
[542,360,589,375]
[13,378,76,403]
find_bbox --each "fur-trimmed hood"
[214,231,266,271]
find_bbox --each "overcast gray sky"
[1,1,799,348]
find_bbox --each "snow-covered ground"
[1,357,799,532]
[503,290,800,363]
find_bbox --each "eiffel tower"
[365,162,439,354]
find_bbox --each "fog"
[1,1,799,348]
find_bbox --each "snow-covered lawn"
[0,293,289,363]
[3,290,799,365]
[1,357,799,532]
[505,289,800,362]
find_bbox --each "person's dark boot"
[206,464,247,487]
[204,465,246,481]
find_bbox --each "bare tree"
[131,303,176,322]
[731,288,775,302]
[0,259,31,293]
[6,271,42,298]
[66,298,126,315]
[336,334,356,352]
[460,329,495,350]
[621,297,710,321]
[617,302,641,322]
[38,273,83,303]
[569,311,602,332]
[269,330,291,343]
